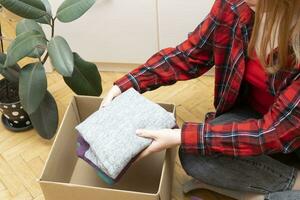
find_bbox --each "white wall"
[158,0,215,48]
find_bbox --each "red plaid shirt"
[114,0,300,157]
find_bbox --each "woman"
[100,0,300,199]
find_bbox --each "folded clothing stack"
[75,88,177,184]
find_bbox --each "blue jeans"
[179,106,300,200]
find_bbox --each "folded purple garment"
[76,135,116,184]
[191,196,203,200]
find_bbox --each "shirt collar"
[228,0,255,25]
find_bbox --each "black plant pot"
[0,79,33,132]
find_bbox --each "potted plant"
[0,0,102,139]
[0,22,33,132]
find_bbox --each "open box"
[39,95,177,200]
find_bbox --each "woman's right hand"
[99,85,122,109]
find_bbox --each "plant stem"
[42,17,55,64]
[0,23,4,53]
[51,17,55,38]
[5,79,9,97]
[42,54,48,65]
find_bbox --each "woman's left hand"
[135,128,181,161]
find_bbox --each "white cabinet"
[157,0,215,48]
[46,0,215,65]
[51,0,159,64]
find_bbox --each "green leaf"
[16,19,46,57]
[40,0,52,15]
[0,0,48,19]
[35,14,51,25]
[48,36,74,76]
[29,91,58,140]
[28,47,45,58]
[16,19,46,37]
[0,53,6,65]
[4,31,47,67]
[1,66,20,84]
[19,62,47,114]
[56,0,96,23]
[64,52,102,96]
[35,0,52,25]
[0,53,7,73]
[0,53,20,84]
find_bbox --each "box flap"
[40,97,80,183]
[74,95,102,121]
[40,181,159,200]
[70,151,165,194]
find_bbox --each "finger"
[135,153,143,162]
[136,147,152,162]
[99,95,113,109]
[99,101,106,109]
[100,100,109,108]
[99,101,107,109]
[136,129,157,139]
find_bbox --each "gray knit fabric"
[76,88,176,179]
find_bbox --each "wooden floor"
[0,71,235,200]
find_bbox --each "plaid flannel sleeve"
[113,0,225,93]
[181,78,300,157]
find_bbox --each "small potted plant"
[0,0,102,139]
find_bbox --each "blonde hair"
[248,0,300,73]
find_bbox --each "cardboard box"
[39,95,177,200]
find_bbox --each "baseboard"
[95,62,141,72]
[45,61,215,76]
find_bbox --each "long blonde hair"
[248,0,300,73]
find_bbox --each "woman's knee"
[178,148,222,181]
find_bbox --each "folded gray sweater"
[76,88,176,179]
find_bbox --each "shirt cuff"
[113,73,141,93]
[181,122,206,155]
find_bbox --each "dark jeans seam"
[233,156,294,181]
[284,167,297,191]
[263,168,297,200]
[248,185,270,194]
[264,193,271,200]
